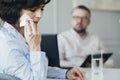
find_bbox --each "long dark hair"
[0,0,50,25]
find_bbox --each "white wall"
[38,0,58,34]
[39,0,73,33]
[88,10,120,68]
[39,0,120,68]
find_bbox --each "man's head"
[71,5,91,34]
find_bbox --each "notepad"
[80,52,113,67]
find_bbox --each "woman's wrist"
[30,46,41,51]
[66,67,73,79]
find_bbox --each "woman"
[0,0,85,80]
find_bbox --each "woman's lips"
[34,21,38,24]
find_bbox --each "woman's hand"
[24,19,41,51]
[66,67,85,80]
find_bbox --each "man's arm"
[57,34,75,67]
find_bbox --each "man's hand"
[66,67,85,80]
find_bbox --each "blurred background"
[38,0,120,68]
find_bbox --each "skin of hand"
[20,5,44,51]
[66,67,85,80]
[24,19,41,51]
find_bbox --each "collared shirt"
[0,22,67,80]
[58,28,113,67]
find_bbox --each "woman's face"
[20,4,45,25]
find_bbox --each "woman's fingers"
[24,20,32,35]
[29,19,37,35]
[24,20,40,36]
[77,68,85,79]
[24,20,41,51]
[67,67,86,80]
[75,68,84,80]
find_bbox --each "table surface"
[47,68,120,80]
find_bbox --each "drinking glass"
[91,51,103,80]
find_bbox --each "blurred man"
[58,5,114,68]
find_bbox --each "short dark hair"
[72,5,91,17]
[0,0,50,25]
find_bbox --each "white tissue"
[20,13,31,27]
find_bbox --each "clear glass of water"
[91,51,103,80]
[91,51,103,75]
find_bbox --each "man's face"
[71,8,90,33]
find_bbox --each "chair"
[0,73,21,80]
[41,34,60,67]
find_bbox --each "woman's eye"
[30,9,36,12]
[41,8,44,11]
